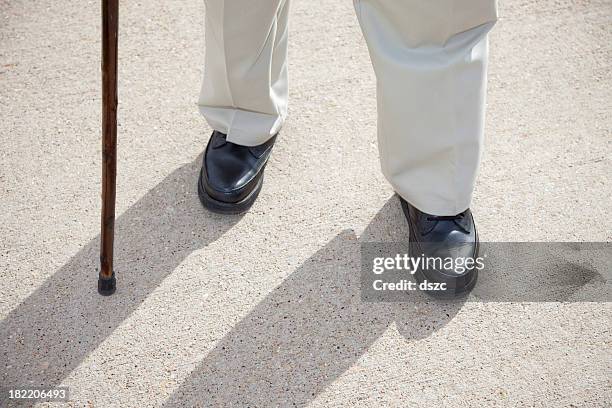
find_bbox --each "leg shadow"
[163,197,466,407]
[1,157,242,391]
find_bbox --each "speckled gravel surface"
[1,0,611,407]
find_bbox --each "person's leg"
[198,0,290,214]
[354,0,497,216]
[200,0,290,147]
[354,0,498,296]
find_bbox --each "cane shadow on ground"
[162,197,466,407]
[1,157,241,392]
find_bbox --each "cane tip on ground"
[97,275,117,296]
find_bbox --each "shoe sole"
[198,173,264,215]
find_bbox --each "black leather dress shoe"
[198,131,276,214]
[400,197,479,297]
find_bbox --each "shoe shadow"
[162,197,466,407]
[1,157,242,391]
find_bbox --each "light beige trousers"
[199,0,498,215]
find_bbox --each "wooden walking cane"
[98,0,119,295]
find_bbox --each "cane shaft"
[100,0,118,281]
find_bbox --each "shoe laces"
[426,212,465,222]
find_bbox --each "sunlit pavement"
[1,1,610,406]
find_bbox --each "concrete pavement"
[1,0,611,406]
